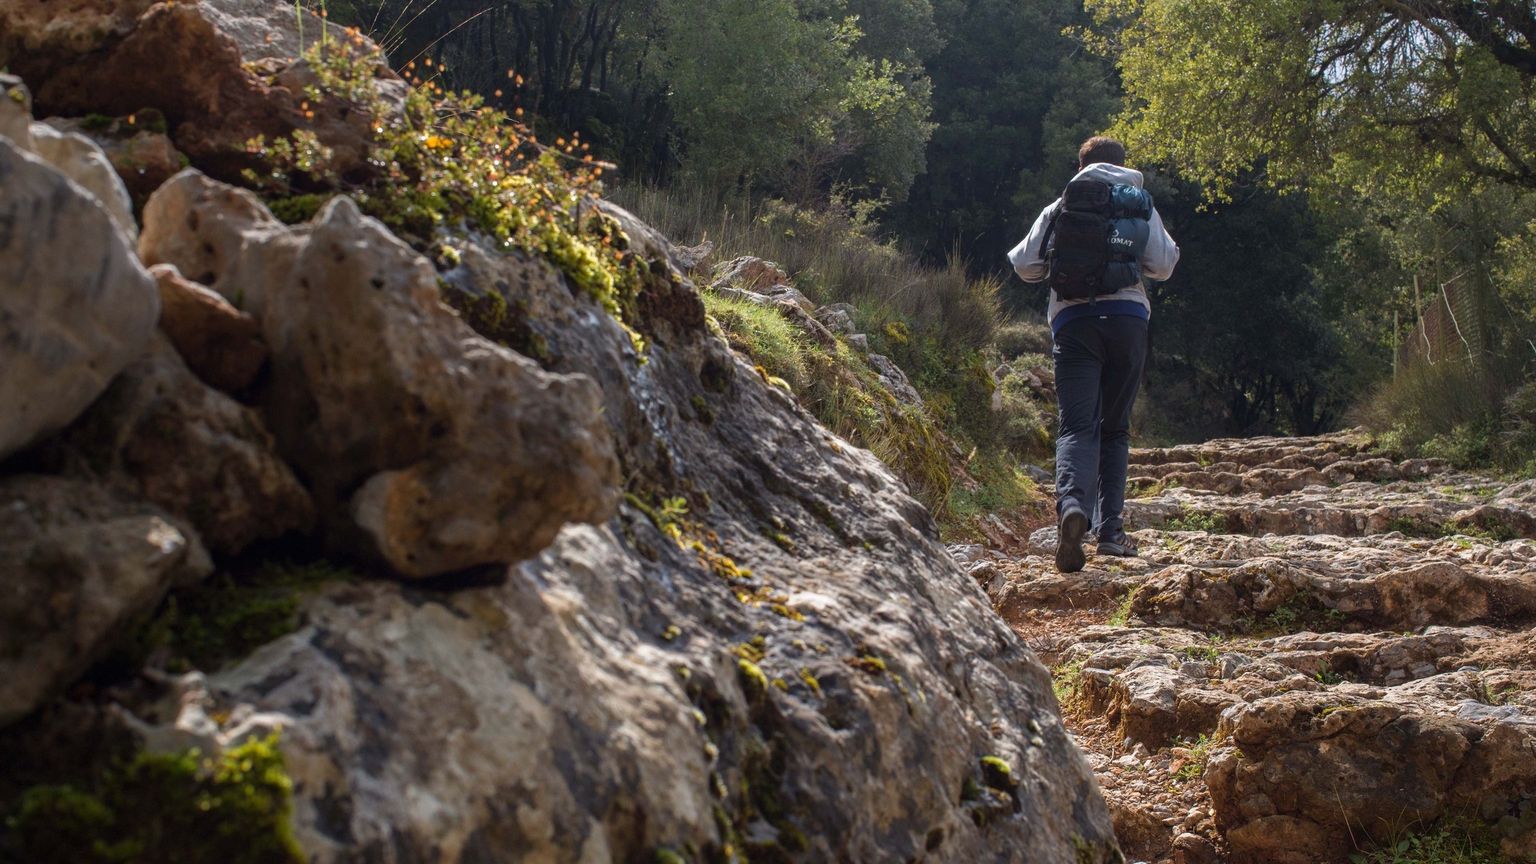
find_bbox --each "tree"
[1084,0,1536,198]
[891,0,1118,267]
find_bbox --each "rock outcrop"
[140,171,622,578]
[988,431,1536,863]
[0,5,1119,860]
[1,0,401,180]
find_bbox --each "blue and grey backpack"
[1043,179,1153,301]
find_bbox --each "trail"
[967,430,1536,864]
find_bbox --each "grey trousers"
[1052,314,1148,538]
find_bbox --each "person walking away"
[1005,136,1180,573]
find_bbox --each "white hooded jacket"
[1006,163,1180,328]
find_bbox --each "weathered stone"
[120,190,1118,861]
[0,136,158,460]
[2,0,402,182]
[140,171,621,577]
[815,302,859,335]
[1203,687,1536,864]
[151,264,268,392]
[45,114,188,204]
[48,333,313,556]
[868,352,925,407]
[712,255,791,293]
[0,474,211,727]
[26,120,138,239]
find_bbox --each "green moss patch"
[129,560,355,673]
[4,734,302,864]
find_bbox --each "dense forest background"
[326,0,1536,471]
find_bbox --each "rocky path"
[966,431,1536,864]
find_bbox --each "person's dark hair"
[1078,136,1127,169]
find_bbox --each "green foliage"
[659,0,934,200]
[1106,592,1135,627]
[330,0,935,206]
[1348,822,1503,864]
[1085,0,1536,200]
[244,41,649,348]
[1172,733,1213,783]
[700,272,955,514]
[945,453,1043,541]
[891,0,1117,268]
[1165,510,1226,533]
[5,735,302,864]
[1051,659,1086,708]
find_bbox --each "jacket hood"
[1072,162,1144,189]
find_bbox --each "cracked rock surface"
[984,430,1536,863]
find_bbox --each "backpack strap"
[1039,203,1061,262]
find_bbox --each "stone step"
[1130,431,1372,469]
[1125,487,1536,540]
[1128,457,1451,497]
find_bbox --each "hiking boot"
[1097,531,1139,558]
[1055,505,1089,573]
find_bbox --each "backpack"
[1044,179,1154,301]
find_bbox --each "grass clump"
[4,734,301,864]
[1106,592,1136,627]
[1166,509,1228,533]
[701,290,955,512]
[944,452,1045,540]
[1348,821,1503,864]
[1051,659,1086,709]
[1172,734,1214,783]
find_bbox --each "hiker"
[1006,136,1180,573]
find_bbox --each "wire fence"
[1396,272,1495,372]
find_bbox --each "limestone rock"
[868,352,925,407]
[140,171,620,577]
[138,168,287,302]
[712,255,791,294]
[26,121,138,240]
[48,333,313,556]
[0,136,158,461]
[45,113,188,204]
[0,474,211,727]
[2,75,136,238]
[1205,688,1536,864]
[175,195,1120,861]
[815,302,859,335]
[3,0,403,181]
[151,264,268,392]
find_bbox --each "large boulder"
[0,474,211,727]
[1,0,403,181]
[139,170,621,577]
[134,195,1125,862]
[46,333,313,556]
[0,134,157,461]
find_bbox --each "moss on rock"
[5,734,302,864]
